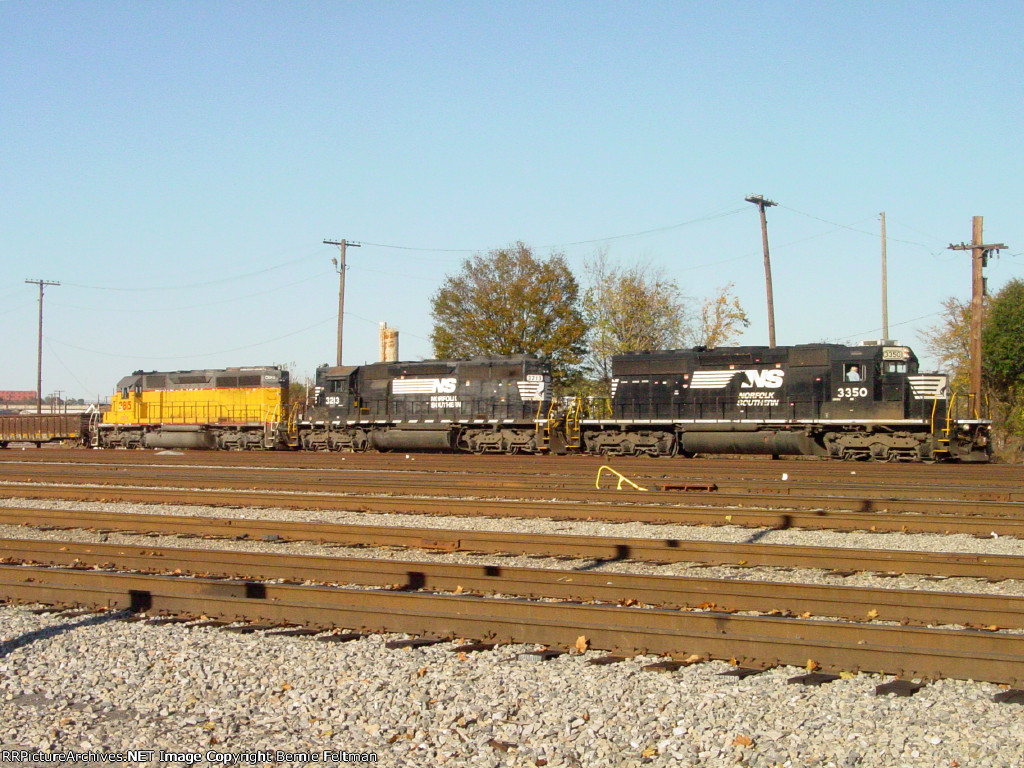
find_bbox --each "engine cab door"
[830,360,874,419]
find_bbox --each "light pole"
[25,279,60,414]
[745,195,777,348]
[323,239,361,366]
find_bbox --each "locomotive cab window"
[884,361,907,375]
[844,364,863,382]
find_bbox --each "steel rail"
[3,460,1023,504]
[2,566,1023,685]
[5,449,1018,481]
[1,506,1023,581]
[4,537,1024,629]
[1,463,1022,514]
[3,483,1024,536]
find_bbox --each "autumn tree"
[582,252,690,383]
[691,283,750,349]
[918,297,975,393]
[430,242,587,384]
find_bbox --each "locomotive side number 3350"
[835,387,868,399]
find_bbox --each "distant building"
[0,391,37,405]
[0,391,38,415]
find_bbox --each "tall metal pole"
[948,217,1006,418]
[324,239,361,366]
[745,195,777,348]
[880,212,889,340]
[24,279,60,414]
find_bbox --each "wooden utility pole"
[324,239,361,366]
[880,212,889,340]
[745,195,777,348]
[948,217,1006,418]
[24,279,60,414]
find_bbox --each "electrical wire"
[356,207,749,254]
[59,271,332,314]
[60,247,324,293]
[49,314,337,361]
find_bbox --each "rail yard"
[1,449,1023,766]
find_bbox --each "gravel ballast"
[1,497,1024,767]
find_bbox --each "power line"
[61,248,323,293]
[60,271,332,314]
[779,205,940,252]
[357,207,748,254]
[50,313,338,361]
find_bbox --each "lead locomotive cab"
[584,341,990,462]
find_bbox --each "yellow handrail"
[596,465,647,492]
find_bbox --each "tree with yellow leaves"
[582,251,690,383]
[693,282,750,349]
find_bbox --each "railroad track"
[3,482,1024,536]
[2,459,1023,511]
[2,505,1024,580]
[4,537,1024,629]
[3,563,1024,686]
[3,451,1023,689]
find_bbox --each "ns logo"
[740,369,785,389]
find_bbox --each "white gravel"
[1,496,1024,767]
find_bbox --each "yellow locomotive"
[96,366,289,449]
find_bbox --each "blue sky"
[2,1,1021,400]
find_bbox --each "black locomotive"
[36,344,988,462]
[578,341,990,462]
[294,355,553,454]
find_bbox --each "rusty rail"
[3,483,1024,536]
[3,565,1024,685]
[1,506,1023,579]
[4,537,1024,629]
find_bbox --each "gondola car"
[295,355,553,454]
[579,341,990,462]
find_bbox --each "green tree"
[692,282,750,348]
[582,251,690,383]
[430,242,588,384]
[983,279,1024,452]
[983,278,1024,392]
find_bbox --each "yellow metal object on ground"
[595,465,648,491]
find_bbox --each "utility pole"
[323,239,361,366]
[745,195,777,348]
[880,212,889,340]
[25,279,60,415]
[948,217,1006,418]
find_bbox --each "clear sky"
[2,1,1021,400]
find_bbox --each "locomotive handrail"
[595,465,648,492]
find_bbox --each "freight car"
[95,366,288,450]
[293,355,553,454]
[0,413,90,448]
[577,341,990,462]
